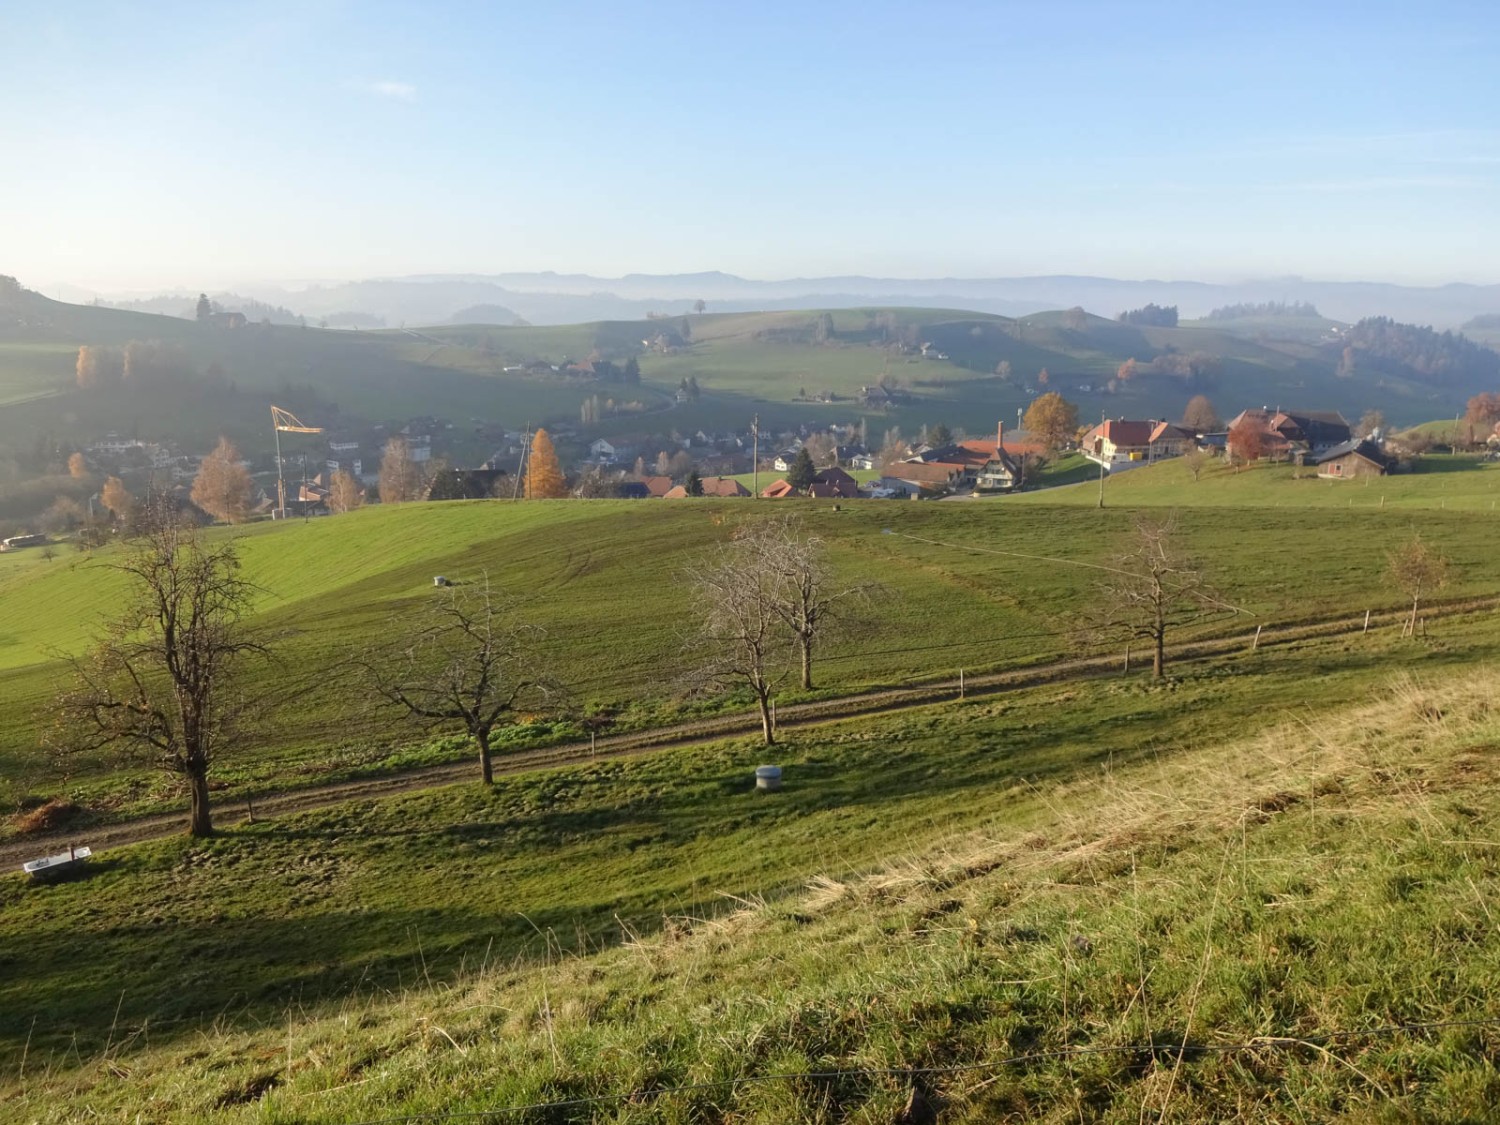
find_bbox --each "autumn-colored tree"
[1465,393,1500,445]
[1036,367,1051,387]
[67,452,90,479]
[1022,392,1079,453]
[379,437,428,504]
[101,476,133,521]
[1227,418,1265,469]
[1116,357,1137,383]
[1181,394,1220,433]
[523,428,568,499]
[75,345,121,390]
[329,469,364,514]
[191,437,254,524]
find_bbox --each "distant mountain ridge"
[38,271,1500,333]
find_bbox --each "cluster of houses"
[1078,409,1397,480]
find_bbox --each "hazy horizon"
[4,1,1498,292]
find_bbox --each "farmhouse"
[1080,419,1195,471]
[588,438,617,464]
[807,467,860,499]
[1227,409,1351,458]
[664,477,750,498]
[1313,439,1394,479]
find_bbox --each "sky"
[2,0,1498,292]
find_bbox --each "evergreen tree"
[688,375,700,400]
[195,293,212,322]
[686,470,703,496]
[786,448,817,490]
[929,422,952,446]
[524,428,568,499]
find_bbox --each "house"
[616,481,651,499]
[806,467,860,499]
[664,477,751,498]
[589,438,617,464]
[1227,409,1351,459]
[772,450,802,472]
[1080,419,1194,471]
[975,447,1023,492]
[860,383,911,408]
[1314,440,1394,479]
[867,477,920,498]
[880,460,965,496]
[761,479,799,499]
[640,475,675,498]
[700,476,750,498]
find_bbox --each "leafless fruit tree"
[51,499,268,837]
[1096,515,1241,678]
[361,582,559,784]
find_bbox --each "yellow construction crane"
[270,405,323,518]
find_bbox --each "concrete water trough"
[755,765,782,792]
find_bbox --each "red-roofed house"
[761,479,798,499]
[640,475,675,498]
[1081,419,1195,471]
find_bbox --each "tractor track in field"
[5,594,1497,868]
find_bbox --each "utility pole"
[1097,410,1107,509]
[752,413,760,498]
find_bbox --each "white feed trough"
[22,846,92,881]
[755,765,782,792]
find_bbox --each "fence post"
[1123,643,1131,675]
[1363,609,1371,635]
[1251,624,1262,652]
[959,668,964,699]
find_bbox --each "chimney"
[996,420,1004,451]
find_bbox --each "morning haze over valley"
[2,3,1500,1122]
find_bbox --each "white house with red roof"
[1081,419,1195,472]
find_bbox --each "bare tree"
[328,468,364,513]
[735,517,876,690]
[1387,534,1450,637]
[1182,447,1210,482]
[50,500,268,836]
[379,437,428,503]
[689,539,789,745]
[362,583,558,784]
[1096,516,1240,678]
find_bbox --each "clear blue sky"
[3,0,1497,291]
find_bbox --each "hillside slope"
[4,664,1500,1121]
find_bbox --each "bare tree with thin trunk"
[361,582,559,784]
[688,540,788,744]
[49,498,268,836]
[1387,534,1450,637]
[1096,516,1240,678]
[734,517,877,691]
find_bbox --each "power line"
[342,1016,1500,1124]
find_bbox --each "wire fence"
[343,1016,1500,1124]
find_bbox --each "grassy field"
[4,482,1498,820]
[4,635,1500,1119]
[1027,451,1500,510]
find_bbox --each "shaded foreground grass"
[4,619,1500,1120]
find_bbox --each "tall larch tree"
[524,429,568,499]
[101,476,133,522]
[191,437,254,524]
